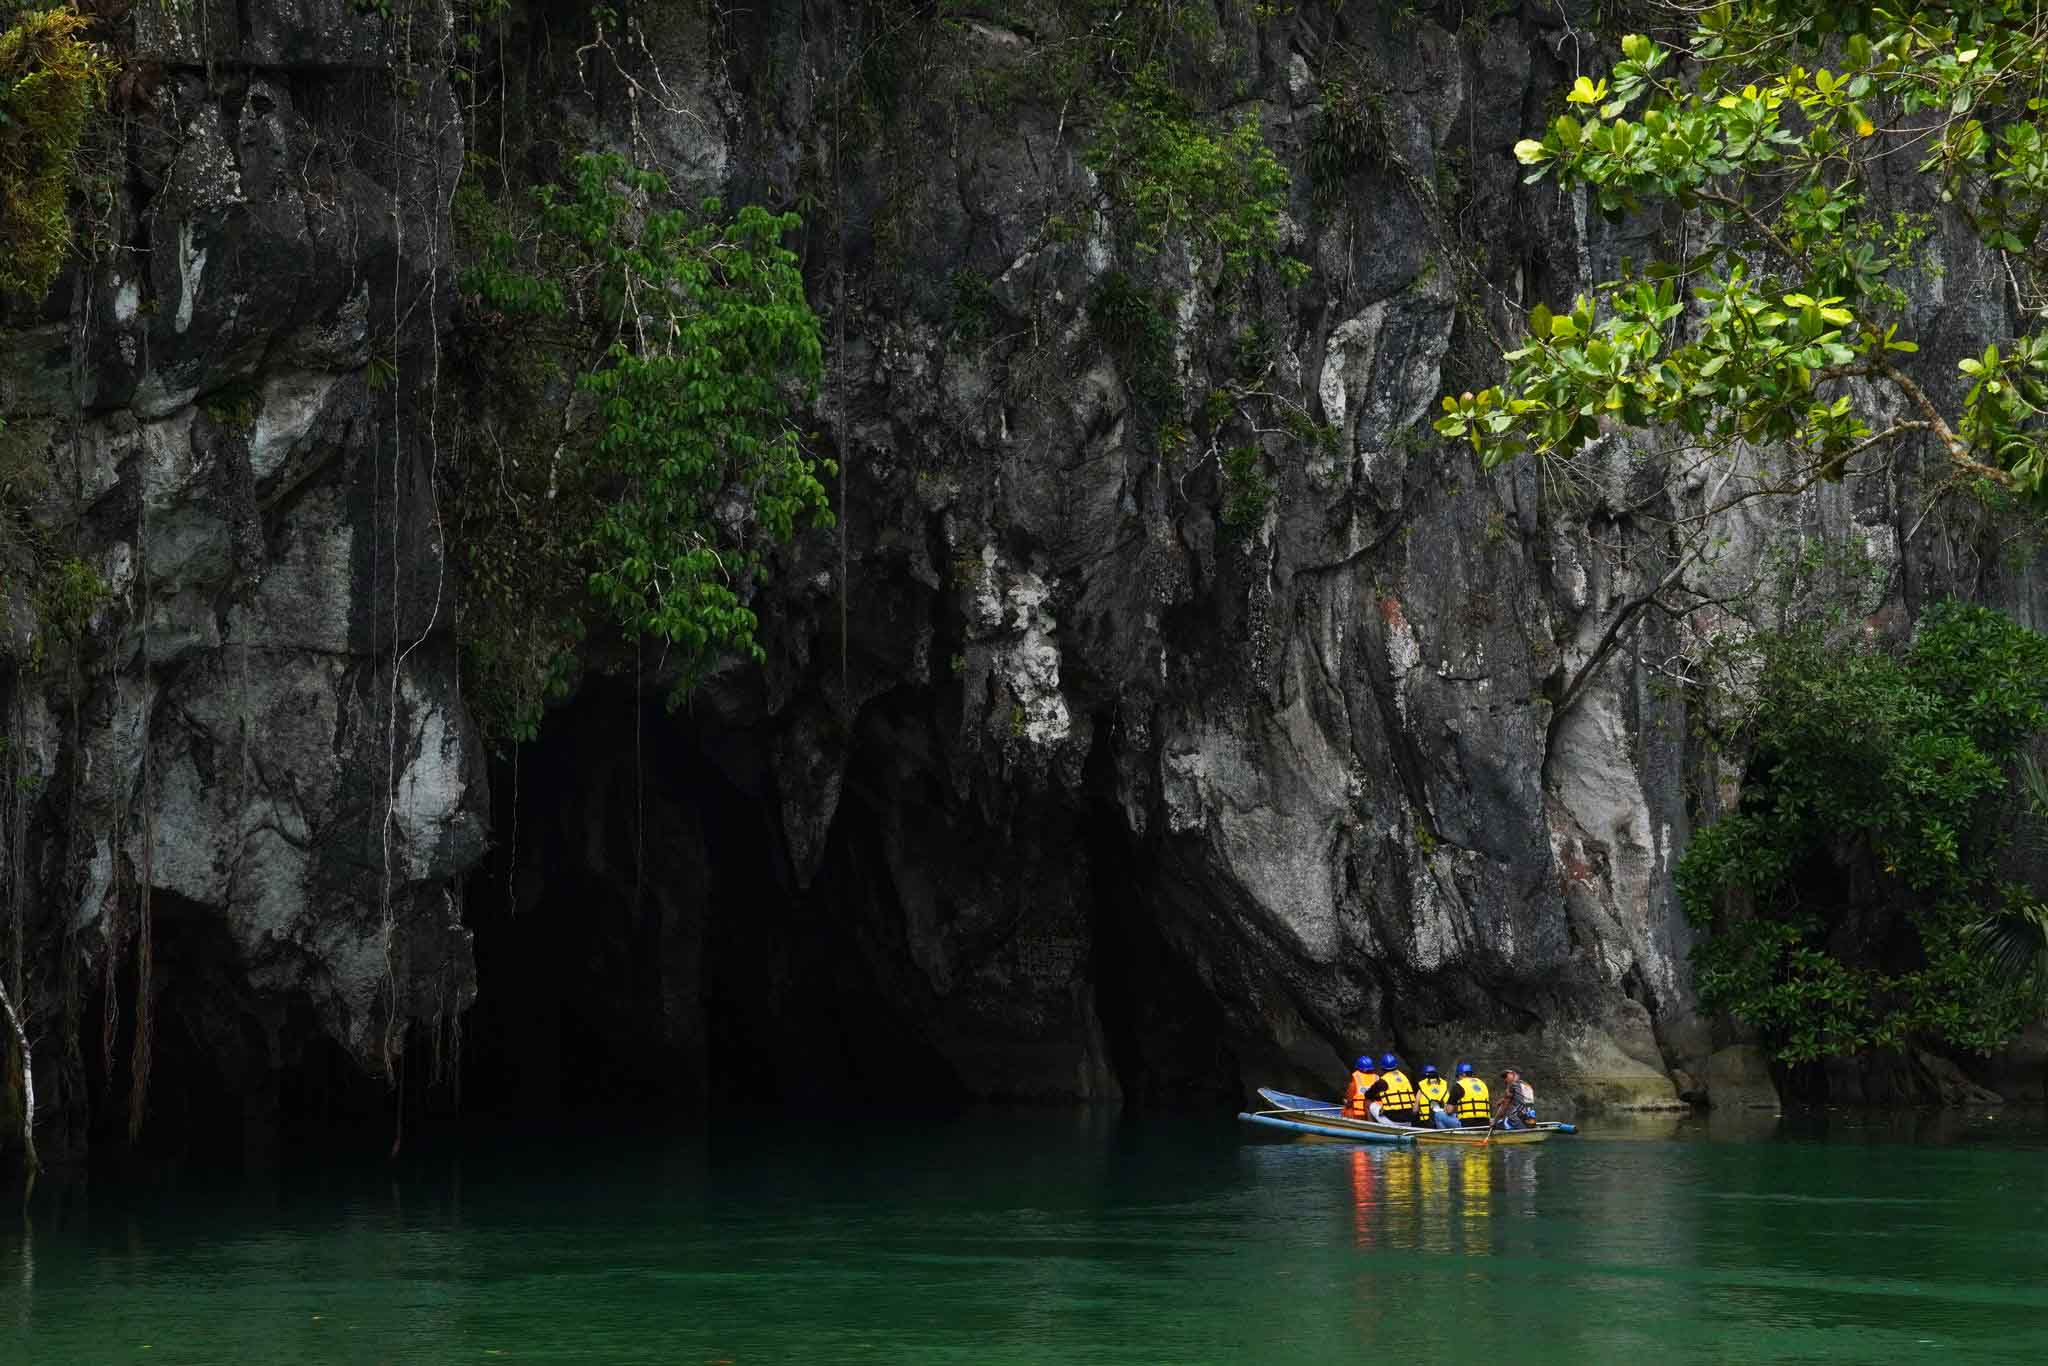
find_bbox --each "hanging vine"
[126,491,153,1142]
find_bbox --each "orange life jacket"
[1344,1069,1379,1117]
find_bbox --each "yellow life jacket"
[1417,1075,1450,1115]
[1378,1068,1417,1115]
[1345,1069,1380,1117]
[1454,1075,1490,1123]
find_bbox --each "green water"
[6,1109,2048,1364]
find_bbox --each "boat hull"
[1415,1126,1555,1146]
[1236,1111,1417,1143]
[1250,1088,1574,1143]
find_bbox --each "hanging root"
[128,496,157,1144]
[0,978,38,1186]
[125,879,151,1143]
[100,869,122,1091]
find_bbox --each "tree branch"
[1694,188,1798,261]
[1877,361,2017,489]
[1549,459,1740,731]
[1551,535,1715,726]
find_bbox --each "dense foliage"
[1439,1,2048,499]
[1084,62,1305,284]
[0,6,109,298]
[455,152,829,740]
[1678,603,2048,1061]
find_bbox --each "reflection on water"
[6,1108,2048,1365]
[1347,1147,1516,1257]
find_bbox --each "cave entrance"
[457,683,963,1122]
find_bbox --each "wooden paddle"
[1480,1096,1504,1146]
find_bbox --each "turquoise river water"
[4,1108,2047,1364]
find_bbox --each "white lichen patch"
[135,408,203,511]
[1081,201,1113,278]
[1001,567,1072,746]
[1382,599,1421,726]
[1550,535,1589,611]
[113,277,140,325]
[967,544,1004,631]
[74,837,112,934]
[101,540,135,601]
[251,371,336,480]
[1318,307,1383,455]
[174,220,207,335]
[1172,281,1202,372]
[228,492,354,653]
[1407,846,1469,971]
[963,546,1075,750]
[394,677,467,880]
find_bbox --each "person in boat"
[1369,1052,1420,1126]
[1343,1055,1381,1119]
[1449,1061,1491,1127]
[1494,1068,1538,1130]
[1416,1064,1459,1129]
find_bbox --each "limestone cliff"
[2,0,2041,1163]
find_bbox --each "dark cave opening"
[1079,729,1237,1107]
[455,682,968,1122]
[448,682,1242,1125]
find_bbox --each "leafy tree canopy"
[1678,602,2048,1061]
[456,152,831,739]
[1439,1,2048,498]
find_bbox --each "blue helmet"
[1354,1055,1374,1072]
[1455,1061,1473,1076]
[1381,1053,1400,1069]
[1421,1064,1439,1076]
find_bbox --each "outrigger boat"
[1239,1088,1576,1145]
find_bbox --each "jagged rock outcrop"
[4,0,2043,1163]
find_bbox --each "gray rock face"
[4,1,2042,1158]
[2,3,482,1156]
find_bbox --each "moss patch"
[0,9,112,298]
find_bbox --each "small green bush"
[1219,443,1273,529]
[0,9,111,298]
[1085,64,1305,284]
[1089,271,1180,410]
